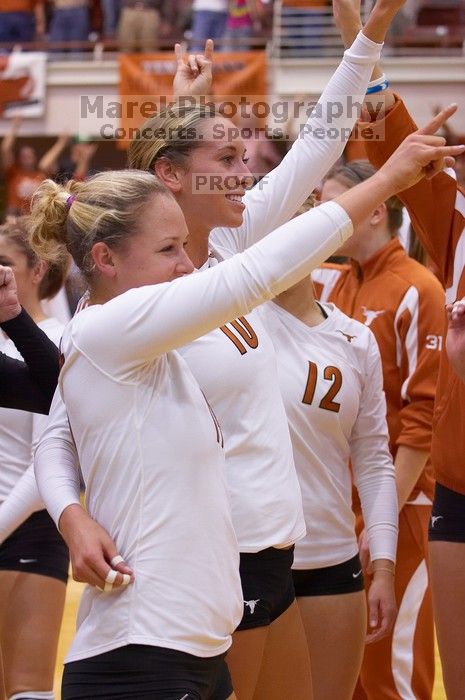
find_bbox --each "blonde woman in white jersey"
[253,196,397,700]
[0,219,68,700]
[25,139,457,698]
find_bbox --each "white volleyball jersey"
[41,199,352,663]
[0,317,63,503]
[194,30,381,550]
[178,259,305,552]
[258,302,398,569]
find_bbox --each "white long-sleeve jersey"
[37,200,353,664]
[178,30,382,550]
[30,30,382,557]
[258,302,398,568]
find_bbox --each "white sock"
[9,692,54,700]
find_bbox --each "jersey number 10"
[220,317,259,355]
[302,361,342,413]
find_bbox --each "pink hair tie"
[66,194,76,209]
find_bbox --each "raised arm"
[38,133,71,176]
[333,1,465,286]
[361,101,463,290]
[0,117,20,173]
[210,0,409,257]
[72,142,98,181]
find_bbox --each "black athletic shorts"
[236,545,295,631]
[428,481,465,543]
[0,509,69,584]
[61,645,233,700]
[292,554,364,597]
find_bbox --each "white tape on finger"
[121,573,131,586]
[103,581,114,592]
[105,568,118,585]
[111,555,124,567]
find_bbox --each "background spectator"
[0,120,92,217]
[101,0,120,37]
[0,0,45,44]
[48,0,90,47]
[117,0,163,52]
[223,0,265,50]
[0,117,48,216]
[191,0,229,50]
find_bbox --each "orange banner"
[117,51,267,148]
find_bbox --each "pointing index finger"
[204,38,214,61]
[174,43,185,65]
[417,103,458,136]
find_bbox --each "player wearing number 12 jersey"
[254,215,398,700]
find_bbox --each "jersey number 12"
[302,361,342,413]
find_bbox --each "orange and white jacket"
[313,238,445,502]
[360,96,465,495]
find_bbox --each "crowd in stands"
[0,0,274,51]
[1,0,463,53]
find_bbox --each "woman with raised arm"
[124,20,418,694]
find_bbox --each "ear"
[153,157,184,193]
[31,259,48,286]
[91,242,117,278]
[370,202,388,227]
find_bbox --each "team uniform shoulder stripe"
[446,219,465,304]
[456,188,465,218]
[394,285,419,402]
[312,268,343,302]
[444,190,465,303]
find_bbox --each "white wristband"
[367,73,387,89]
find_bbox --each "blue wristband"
[366,80,389,95]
